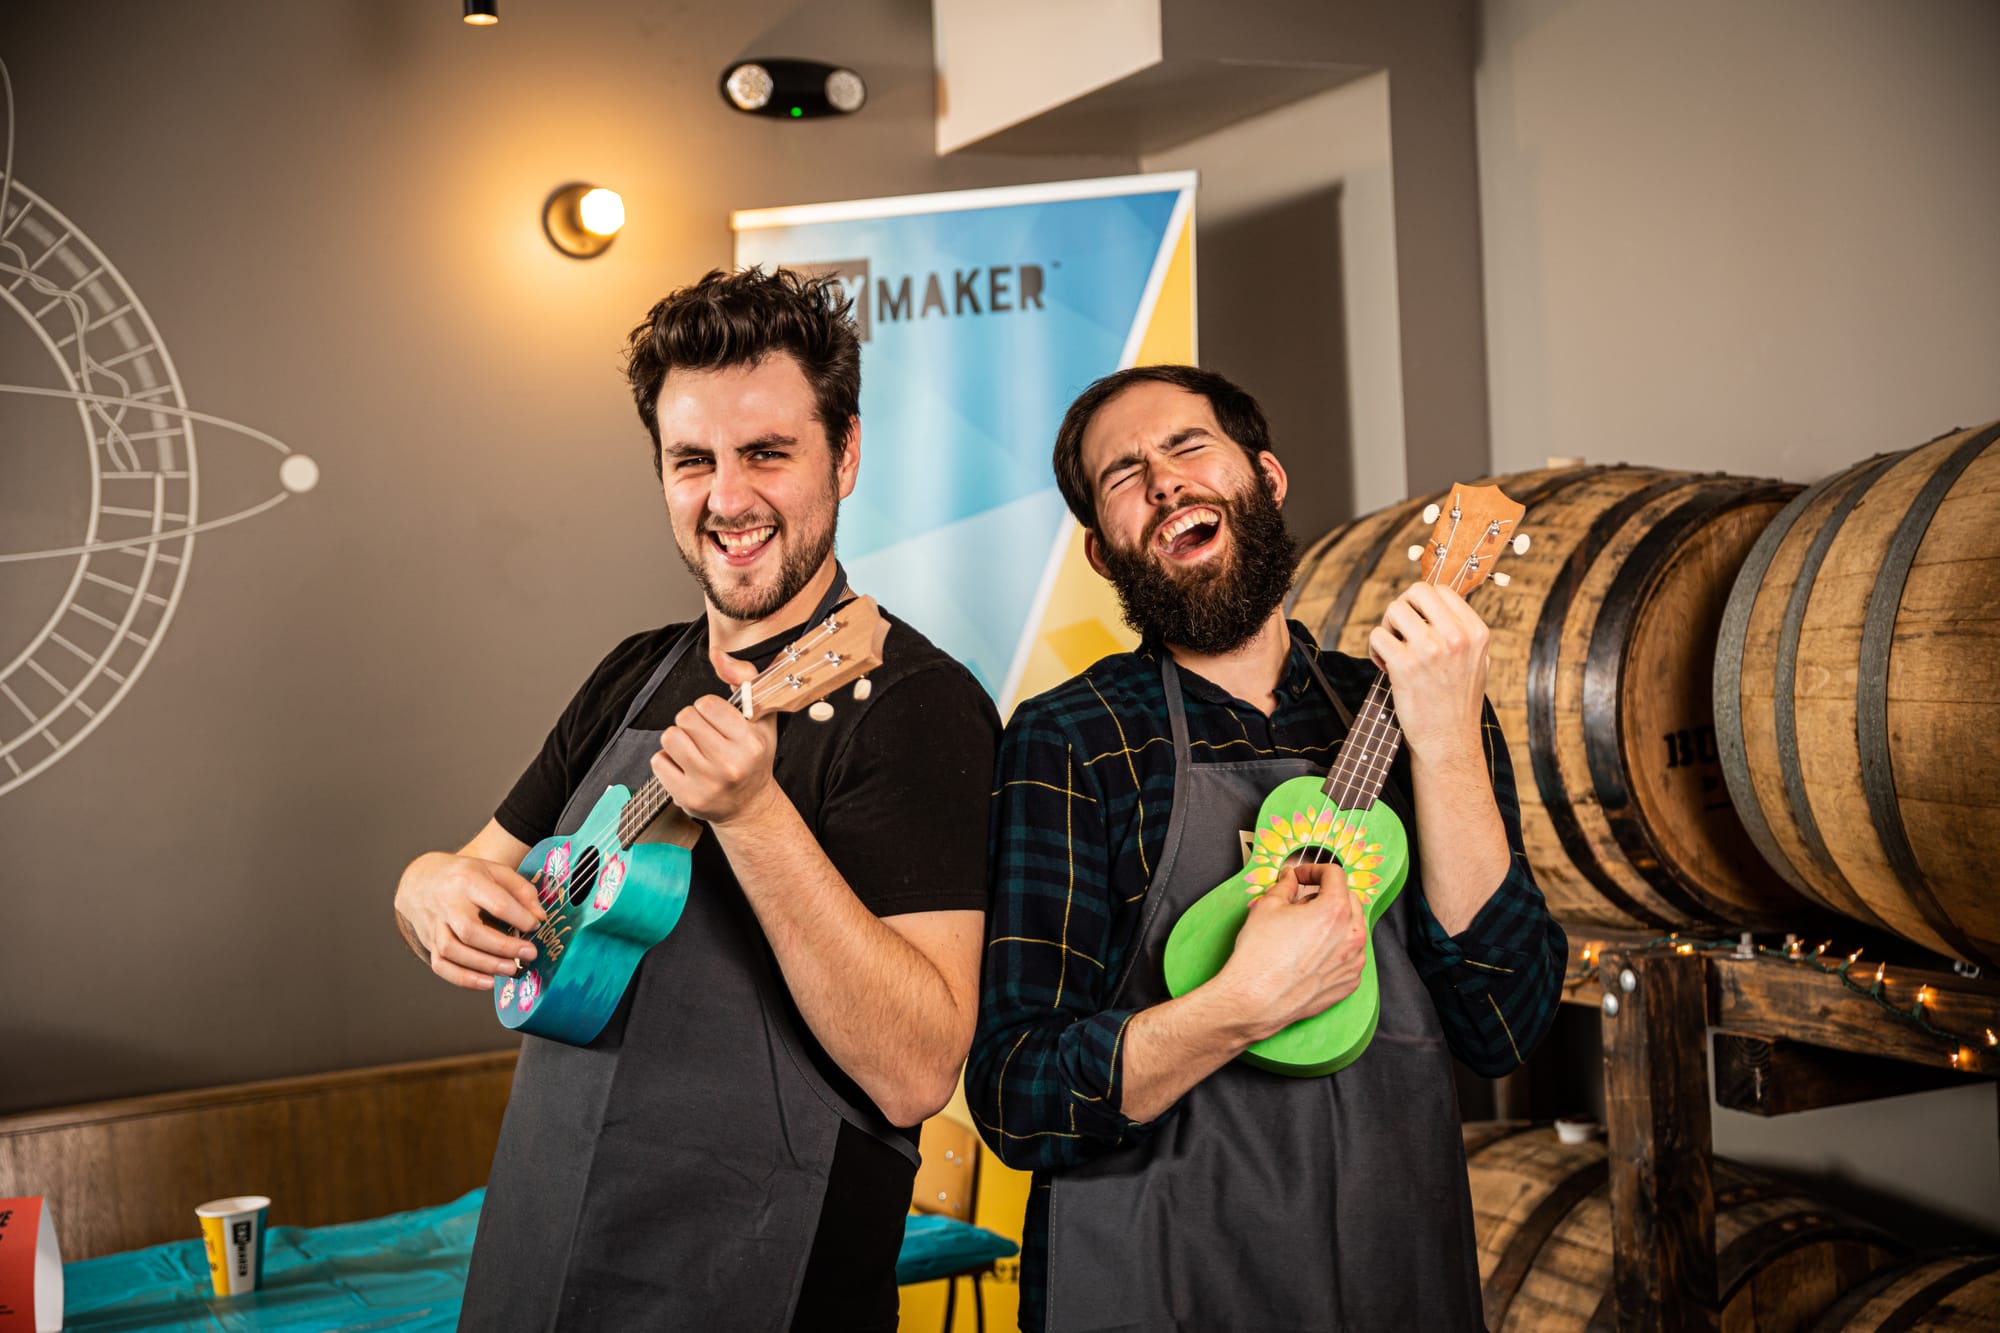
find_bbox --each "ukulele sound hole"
[566,846,602,908]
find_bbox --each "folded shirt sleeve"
[966,699,1159,1173]
[1407,698,1569,1077]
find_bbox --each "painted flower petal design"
[1355,854,1385,871]
[1312,807,1338,840]
[1348,871,1380,889]
[1245,866,1279,887]
[1258,827,1287,853]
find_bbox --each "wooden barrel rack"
[1550,930,2000,1331]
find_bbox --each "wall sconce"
[543,184,624,260]
[463,0,498,25]
[721,60,867,119]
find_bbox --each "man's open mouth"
[1154,505,1222,559]
[709,524,776,564]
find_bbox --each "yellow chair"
[902,1116,1014,1333]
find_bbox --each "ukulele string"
[1295,518,1479,892]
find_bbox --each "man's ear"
[836,416,861,500]
[1084,527,1109,579]
[1258,451,1289,508]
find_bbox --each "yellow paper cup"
[196,1195,268,1296]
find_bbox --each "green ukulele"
[1161,481,1527,1076]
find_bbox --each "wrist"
[1193,970,1279,1049]
[709,780,792,836]
[1408,730,1484,775]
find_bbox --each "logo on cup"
[232,1220,251,1245]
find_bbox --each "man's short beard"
[1095,473,1298,655]
[678,510,838,622]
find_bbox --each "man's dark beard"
[678,508,838,621]
[1096,477,1298,655]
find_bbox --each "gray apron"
[461,581,918,1331]
[1042,651,1483,1332]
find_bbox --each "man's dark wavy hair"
[622,267,860,477]
[1051,364,1274,530]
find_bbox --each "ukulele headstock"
[746,595,889,720]
[1405,482,1529,593]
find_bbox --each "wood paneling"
[0,1050,517,1260]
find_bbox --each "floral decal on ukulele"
[517,969,541,1014]
[537,841,573,909]
[593,855,627,911]
[497,977,516,1009]
[1242,805,1387,899]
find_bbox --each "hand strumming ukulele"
[493,597,889,1046]
[1160,484,1528,1076]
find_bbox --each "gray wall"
[0,0,1131,1114]
[1477,0,2000,1236]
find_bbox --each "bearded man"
[393,268,996,1331]
[967,365,1566,1331]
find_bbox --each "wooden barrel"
[1809,1254,2000,1330]
[1289,466,1810,930]
[1463,1122,1904,1333]
[1714,422,2000,965]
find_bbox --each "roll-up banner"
[734,172,1197,717]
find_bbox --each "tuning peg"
[1492,572,1511,588]
[808,701,835,722]
[1422,503,1441,524]
[1407,544,1424,562]
[852,677,873,701]
[1513,532,1531,555]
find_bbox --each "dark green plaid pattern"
[967,625,1566,1330]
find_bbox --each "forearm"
[714,791,973,1125]
[1410,741,1513,934]
[1116,980,1264,1123]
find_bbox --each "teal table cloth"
[62,1189,1018,1329]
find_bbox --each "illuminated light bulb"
[1849,949,1864,964]
[1874,962,1886,986]
[1917,986,1934,1008]
[543,183,622,259]
[1986,1029,1996,1046]
[725,63,775,111]
[579,188,625,236]
[1952,1050,1962,1068]
[463,0,498,24]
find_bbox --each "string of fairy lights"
[1565,933,1998,1070]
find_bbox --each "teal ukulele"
[493,598,889,1046]
[1161,483,1527,1076]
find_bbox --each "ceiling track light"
[463,0,498,25]
[543,183,624,260]
[720,59,866,119]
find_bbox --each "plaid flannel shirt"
[966,625,1566,1329]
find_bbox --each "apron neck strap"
[612,562,855,735]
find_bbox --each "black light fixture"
[463,0,497,25]
[720,60,866,119]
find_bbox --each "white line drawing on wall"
[0,59,319,796]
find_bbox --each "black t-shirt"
[495,605,998,1328]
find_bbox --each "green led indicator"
[790,106,802,117]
